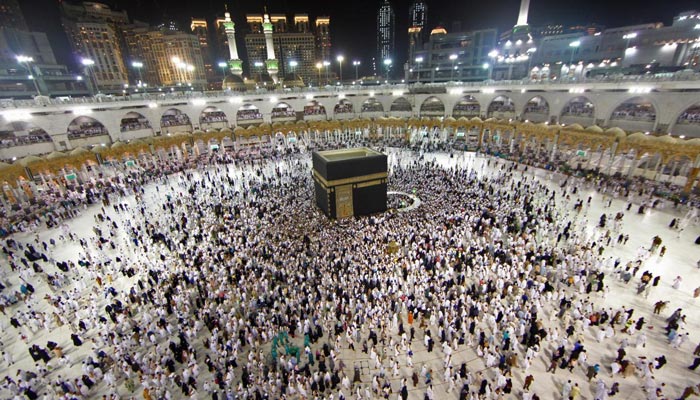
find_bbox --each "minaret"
[263,11,279,83]
[223,8,243,77]
[515,0,530,27]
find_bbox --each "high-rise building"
[0,0,27,31]
[62,20,128,91]
[409,1,427,41]
[409,27,498,83]
[215,15,229,54]
[191,18,217,88]
[295,15,310,33]
[245,13,329,85]
[408,27,422,68]
[0,28,56,65]
[315,16,331,63]
[61,1,129,25]
[377,0,395,76]
[61,2,131,91]
[0,2,86,98]
[126,27,206,88]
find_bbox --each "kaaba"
[312,148,388,219]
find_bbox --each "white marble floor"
[0,149,699,400]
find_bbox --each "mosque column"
[263,13,279,83]
[606,142,618,175]
[651,156,663,181]
[223,11,243,78]
[549,141,557,162]
[628,154,640,177]
[683,155,700,193]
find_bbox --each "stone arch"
[420,96,445,117]
[160,108,192,134]
[487,95,515,118]
[120,112,153,133]
[671,102,700,137]
[334,99,354,115]
[560,96,595,126]
[608,97,656,132]
[199,106,229,130]
[0,121,55,159]
[610,97,656,122]
[303,100,326,118]
[522,96,550,123]
[67,116,109,141]
[271,102,296,122]
[361,97,384,113]
[452,95,480,118]
[236,104,263,125]
[390,97,413,112]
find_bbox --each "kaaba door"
[335,184,354,218]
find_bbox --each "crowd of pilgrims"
[0,147,699,400]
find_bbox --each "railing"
[2,72,700,109]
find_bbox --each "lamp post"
[131,61,144,87]
[81,58,98,94]
[352,60,360,81]
[487,50,498,80]
[449,54,458,81]
[218,61,227,78]
[568,40,580,74]
[483,62,491,80]
[289,60,298,77]
[323,60,330,83]
[186,64,195,88]
[414,57,423,82]
[316,62,323,86]
[623,32,637,51]
[526,48,537,79]
[336,55,344,84]
[16,55,41,96]
[383,58,392,81]
[622,33,637,65]
[171,56,184,86]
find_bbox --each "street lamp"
[16,55,41,96]
[486,50,498,80]
[289,60,298,77]
[316,62,323,86]
[218,61,228,78]
[568,41,581,77]
[449,54,458,81]
[526,48,537,78]
[383,58,392,81]
[131,61,144,86]
[414,57,423,82]
[623,33,637,64]
[623,32,637,49]
[323,60,330,83]
[352,60,360,81]
[336,55,344,83]
[81,58,98,94]
[186,64,195,87]
[171,56,185,85]
[483,62,491,80]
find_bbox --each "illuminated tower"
[222,10,243,77]
[516,0,530,27]
[377,0,395,70]
[263,12,279,82]
[409,0,427,42]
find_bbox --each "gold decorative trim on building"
[312,170,388,188]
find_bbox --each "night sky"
[20,0,700,75]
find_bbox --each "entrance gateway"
[312,147,388,219]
